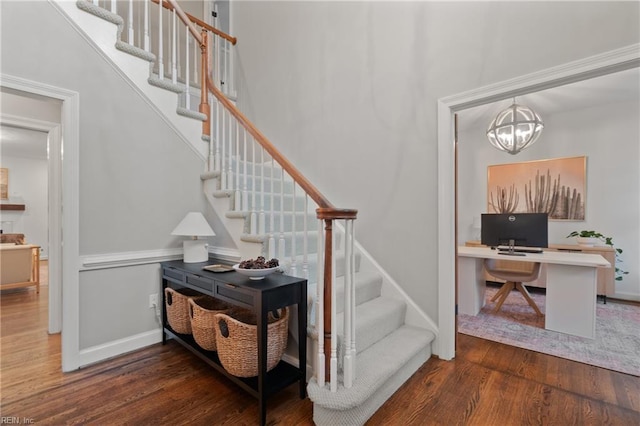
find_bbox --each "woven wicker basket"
[214,307,289,377]
[188,296,230,351]
[164,287,204,334]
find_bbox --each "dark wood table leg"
[298,283,307,398]
[258,298,268,426]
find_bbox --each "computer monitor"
[481,213,548,254]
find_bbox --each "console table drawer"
[186,274,214,292]
[163,267,185,284]
[215,282,254,308]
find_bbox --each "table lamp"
[171,212,215,263]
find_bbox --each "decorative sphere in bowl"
[233,264,279,280]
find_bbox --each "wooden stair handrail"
[154,0,237,45]
[206,78,358,220]
[163,0,357,387]
[163,0,355,219]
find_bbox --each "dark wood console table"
[161,260,307,425]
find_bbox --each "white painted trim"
[355,238,438,334]
[81,249,183,270]
[611,292,640,302]
[78,329,163,368]
[0,73,82,372]
[80,246,241,270]
[437,43,640,361]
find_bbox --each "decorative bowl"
[232,264,279,280]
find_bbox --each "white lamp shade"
[171,212,215,237]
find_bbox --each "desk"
[161,260,307,426]
[458,246,610,339]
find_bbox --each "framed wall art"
[487,156,587,221]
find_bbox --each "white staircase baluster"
[278,171,285,262]
[343,219,354,388]
[207,96,214,172]
[242,132,249,210]
[234,122,241,211]
[349,220,356,382]
[213,101,220,172]
[302,194,309,280]
[330,222,337,392]
[211,3,224,93]
[184,27,190,110]
[227,116,234,190]
[268,157,275,259]
[143,0,150,52]
[220,108,227,190]
[250,140,257,234]
[157,0,164,80]
[228,40,235,97]
[316,219,325,387]
[127,0,133,44]
[192,30,198,87]
[290,181,297,277]
[171,9,177,84]
[259,147,265,235]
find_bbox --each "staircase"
[62,1,437,424]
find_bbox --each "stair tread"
[307,325,435,410]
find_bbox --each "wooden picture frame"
[0,168,8,200]
[487,156,587,221]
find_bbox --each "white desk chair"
[483,258,542,316]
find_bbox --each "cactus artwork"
[489,184,519,213]
[487,156,586,220]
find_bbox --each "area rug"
[458,286,640,376]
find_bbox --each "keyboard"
[497,247,544,254]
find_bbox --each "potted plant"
[566,230,629,281]
[567,230,604,247]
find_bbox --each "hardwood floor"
[1,285,638,425]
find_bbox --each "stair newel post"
[321,218,338,391]
[199,28,210,137]
[316,218,325,387]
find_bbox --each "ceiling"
[458,67,640,129]
[0,67,638,160]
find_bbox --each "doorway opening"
[436,43,640,361]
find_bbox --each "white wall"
[231,1,640,319]
[0,155,48,258]
[458,98,640,300]
[1,0,235,352]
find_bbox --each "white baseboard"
[78,329,162,368]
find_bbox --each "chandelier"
[486,101,544,155]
